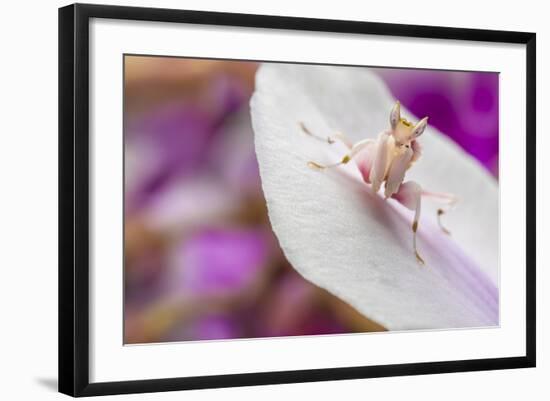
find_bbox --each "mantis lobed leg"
[307,138,375,170]
[300,122,375,171]
[384,147,413,198]
[299,122,353,148]
[369,131,392,193]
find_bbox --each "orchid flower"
[250,64,498,330]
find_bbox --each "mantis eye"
[390,101,401,130]
[411,116,429,138]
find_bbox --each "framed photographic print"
[58,3,536,397]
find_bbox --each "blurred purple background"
[124,57,498,344]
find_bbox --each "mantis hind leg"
[421,190,458,235]
[392,184,458,264]
[392,181,424,265]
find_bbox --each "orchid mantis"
[302,101,457,264]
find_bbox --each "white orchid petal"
[251,64,499,330]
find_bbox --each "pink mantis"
[301,101,457,264]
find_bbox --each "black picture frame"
[59,3,536,397]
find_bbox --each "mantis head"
[389,101,428,147]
